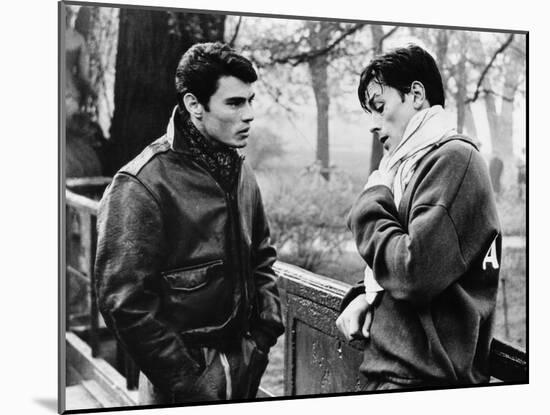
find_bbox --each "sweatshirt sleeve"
[347,143,500,308]
[95,173,202,395]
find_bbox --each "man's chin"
[232,138,249,149]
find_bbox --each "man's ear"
[183,93,203,119]
[410,81,428,110]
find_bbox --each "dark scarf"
[175,111,242,193]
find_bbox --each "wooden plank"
[274,262,349,311]
[66,176,112,190]
[66,332,139,407]
[66,189,100,215]
[67,265,90,283]
[65,383,102,410]
[256,387,274,398]
[88,214,100,358]
[489,338,527,382]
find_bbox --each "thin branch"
[378,26,399,50]
[257,77,316,152]
[271,23,366,66]
[465,33,515,104]
[228,16,242,47]
[477,87,520,103]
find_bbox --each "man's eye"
[375,104,384,113]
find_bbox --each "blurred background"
[64,2,526,396]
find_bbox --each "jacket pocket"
[162,259,223,292]
[161,260,233,330]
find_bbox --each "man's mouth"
[238,127,250,136]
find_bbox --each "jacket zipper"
[224,159,251,333]
[187,155,251,334]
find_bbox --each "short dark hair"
[175,42,257,114]
[357,44,445,113]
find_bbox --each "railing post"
[80,209,100,357]
[89,213,99,358]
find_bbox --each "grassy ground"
[493,246,526,348]
[261,336,285,395]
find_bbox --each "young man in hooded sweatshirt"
[336,45,501,390]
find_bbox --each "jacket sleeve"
[95,173,202,395]
[347,144,500,308]
[249,186,285,352]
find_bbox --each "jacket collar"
[435,133,479,151]
[166,106,189,154]
[165,106,242,192]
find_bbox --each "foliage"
[234,17,373,118]
[494,246,526,348]
[242,125,285,170]
[263,167,356,272]
[496,183,527,236]
[71,5,120,138]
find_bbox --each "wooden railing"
[276,262,527,391]
[63,177,527,408]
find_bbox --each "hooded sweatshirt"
[343,134,501,385]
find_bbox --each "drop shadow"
[34,398,58,413]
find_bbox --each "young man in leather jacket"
[95,42,284,404]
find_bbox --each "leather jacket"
[95,112,284,396]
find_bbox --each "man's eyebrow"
[225,96,247,103]
[225,92,255,103]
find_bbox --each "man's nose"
[242,103,254,122]
[369,114,382,134]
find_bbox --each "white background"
[0,0,544,414]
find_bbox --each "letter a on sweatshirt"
[482,237,499,270]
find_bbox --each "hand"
[336,294,373,341]
[364,166,398,191]
[176,357,225,402]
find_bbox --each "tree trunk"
[455,55,467,133]
[498,46,523,184]
[310,60,330,180]
[75,5,119,140]
[484,69,520,186]
[307,22,332,180]
[464,103,478,143]
[481,37,524,188]
[435,29,449,86]
[368,25,386,174]
[454,32,469,134]
[107,10,225,174]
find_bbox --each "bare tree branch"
[378,26,399,50]
[271,23,366,66]
[228,16,242,47]
[465,33,515,104]
[477,87,518,102]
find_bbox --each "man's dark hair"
[357,44,445,113]
[175,42,257,114]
